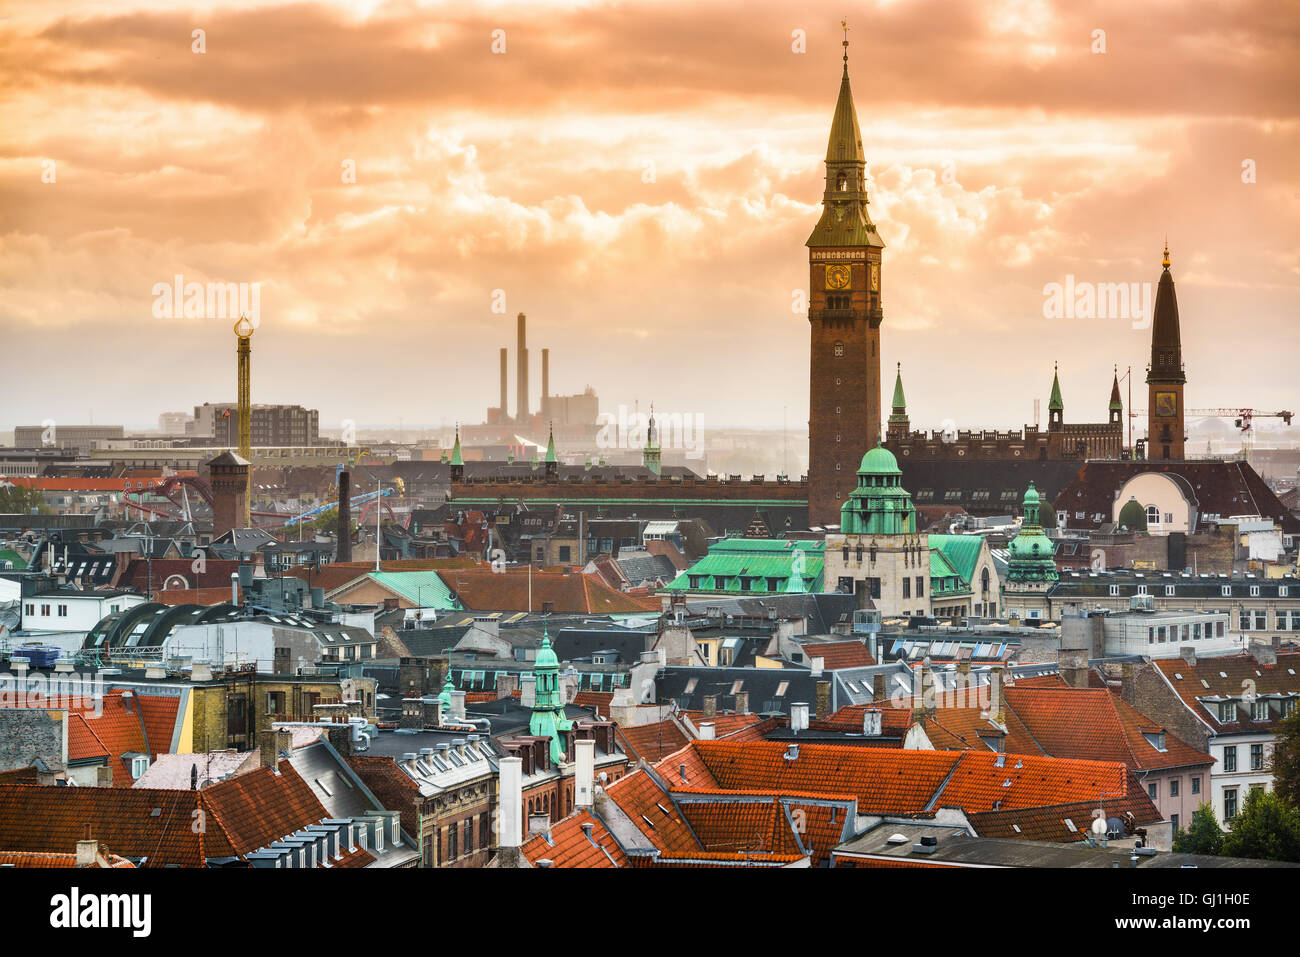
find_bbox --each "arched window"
[981,567,990,595]
[837,172,847,191]
[833,341,844,357]
[1146,505,1160,526]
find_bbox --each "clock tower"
[1146,242,1186,460]
[807,28,885,526]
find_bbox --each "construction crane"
[1131,407,1294,457]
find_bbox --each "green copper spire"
[891,363,907,413]
[544,423,557,463]
[528,629,573,764]
[1109,366,1123,412]
[806,28,884,250]
[1048,363,1064,412]
[436,673,454,713]
[449,426,463,466]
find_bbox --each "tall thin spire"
[841,18,850,75]
[1162,235,1170,269]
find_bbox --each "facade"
[13,425,125,455]
[806,42,885,525]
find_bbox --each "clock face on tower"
[825,264,851,290]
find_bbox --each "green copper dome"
[436,674,454,711]
[1023,484,1040,507]
[840,443,914,534]
[529,631,572,764]
[535,634,559,669]
[859,443,902,475]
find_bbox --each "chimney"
[989,667,1004,724]
[734,691,749,715]
[815,680,831,720]
[810,656,824,677]
[541,348,550,419]
[703,694,718,718]
[450,690,467,722]
[862,709,883,736]
[516,313,529,421]
[873,673,887,702]
[258,728,292,769]
[697,722,716,740]
[574,737,595,808]
[499,347,509,420]
[496,673,518,700]
[498,756,523,856]
[191,661,213,682]
[75,838,101,868]
[790,702,809,733]
[336,469,352,563]
[96,765,113,787]
[520,673,536,709]
[1179,646,1197,667]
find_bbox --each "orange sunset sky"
[1,0,1297,436]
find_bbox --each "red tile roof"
[810,703,915,737]
[66,713,111,763]
[0,850,135,868]
[935,751,1134,812]
[966,774,1163,842]
[618,719,691,763]
[200,763,328,858]
[438,567,662,614]
[1153,652,1300,734]
[798,640,877,670]
[604,769,702,856]
[345,755,421,838]
[1003,686,1212,772]
[521,810,628,868]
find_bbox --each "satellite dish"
[1090,817,1108,837]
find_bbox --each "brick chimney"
[872,673,887,702]
[703,694,718,717]
[815,680,831,720]
[258,728,292,769]
[734,691,749,715]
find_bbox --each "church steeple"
[887,363,910,441]
[543,422,558,478]
[1109,365,1123,425]
[1047,363,1064,431]
[449,424,464,482]
[1146,242,1187,459]
[642,405,662,476]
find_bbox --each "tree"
[0,485,50,514]
[1220,789,1300,862]
[1172,803,1223,856]
[1269,707,1300,808]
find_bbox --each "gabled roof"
[1003,686,1212,771]
[521,810,626,868]
[1153,652,1300,734]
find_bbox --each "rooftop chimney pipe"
[336,469,352,563]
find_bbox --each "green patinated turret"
[805,41,885,250]
[436,674,454,714]
[449,427,463,466]
[839,443,915,535]
[1006,483,1059,584]
[528,631,573,764]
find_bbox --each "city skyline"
[2,0,1296,439]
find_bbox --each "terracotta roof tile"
[200,761,328,858]
[521,810,628,868]
[798,640,877,670]
[1003,686,1212,772]
[604,769,702,856]
[1154,652,1300,734]
[619,719,691,763]
[0,850,135,868]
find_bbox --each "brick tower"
[209,451,251,539]
[806,27,885,526]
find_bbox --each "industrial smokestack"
[541,348,549,421]
[337,469,352,563]
[499,347,508,419]
[516,312,528,421]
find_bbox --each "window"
[1109,585,1120,597]
[1191,776,1200,794]
[903,578,911,599]
[833,341,844,357]
[57,604,68,617]
[1251,743,1264,771]
[1223,746,1237,773]
[447,824,458,860]
[1148,782,1159,799]
[1146,505,1160,526]
[1224,788,1238,820]
[463,819,474,855]
[558,546,571,563]
[1169,779,1179,797]
[1252,700,1269,722]
[1171,813,1179,830]
[480,814,491,849]
[916,576,924,598]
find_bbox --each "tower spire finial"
[1162,235,1170,268]
[841,18,850,75]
